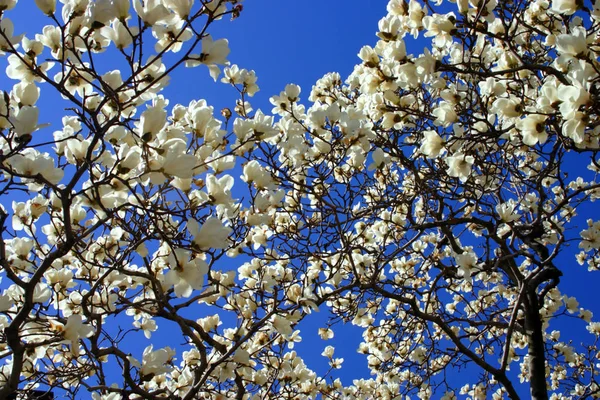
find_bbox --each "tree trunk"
[523,288,549,400]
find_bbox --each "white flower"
[8,148,64,185]
[580,220,600,251]
[54,66,95,98]
[272,314,293,336]
[12,82,40,106]
[556,27,588,57]
[162,0,193,20]
[455,250,478,281]
[586,322,600,336]
[563,296,579,313]
[0,294,14,312]
[159,139,197,179]
[188,217,232,250]
[318,328,334,340]
[445,153,474,182]
[165,248,208,298]
[432,102,457,127]
[493,97,522,118]
[140,345,175,377]
[518,114,548,146]
[9,106,49,137]
[152,20,193,53]
[136,103,167,141]
[496,200,520,222]
[199,36,230,66]
[551,0,579,15]
[205,174,234,205]
[557,84,589,121]
[133,0,169,26]
[112,0,130,20]
[368,147,390,170]
[242,160,272,189]
[0,18,23,53]
[187,35,230,81]
[134,317,158,339]
[101,20,138,50]
[322,345,335,358]
[419,130,445,158]
[562,112,586,144]
[49,314,95,356]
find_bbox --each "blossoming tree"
[1,0,600,399]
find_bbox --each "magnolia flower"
[205,174,234,205]
[6,54,51,83]
[49,314,95,356]
[318,328,334,340]
[0,18,24,52]
[165,248,208,298]
[163,0,193,20]
[432,102,457,127]
[136,57,170,94]
[11,201,32,231]
[36,25,62,58]
[551,0,579,15]
[242,160,272,189]
[496,200,520,222]
[153,21,193,53]
[518,114,548,146]
[112,0,130,20]
[8,148,64,185]
[33,283,52,303]
[101,20,138,50]
[133,0,169,26]
[134,317,158,339]
[562,112,586,144]
[0,0,16,12]
[564,296,579,314]
[139,345,175,377]
[0,294,13,312]
[9,106,49,137]
[116,145,142,176]
[445,153,474,182]
[12,82,40,106]
[222,64,248,84]
[358,45,379,66]
[158,139,197,179]
[321,345,335,358]
[187,35,230,80]
[454,250,478,281]
[64,138,95,164]
[557,84,589,121]
[580,220,600,251]
[188,217,232,250]
[272,314,293,337]
[556,27,587,57]
[419,130,445,158]
[493,97,522,118]
[85,0,115,28]
[136,103,167,141]
[368,147,390,170]
[54,66,94,98]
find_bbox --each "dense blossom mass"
[1,0,600,399]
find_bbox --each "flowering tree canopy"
[1,0,600,399]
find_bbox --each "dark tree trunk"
[523,288,549,400]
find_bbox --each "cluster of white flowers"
[1,0,600,398]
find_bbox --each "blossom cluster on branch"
[1,0,600,399]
